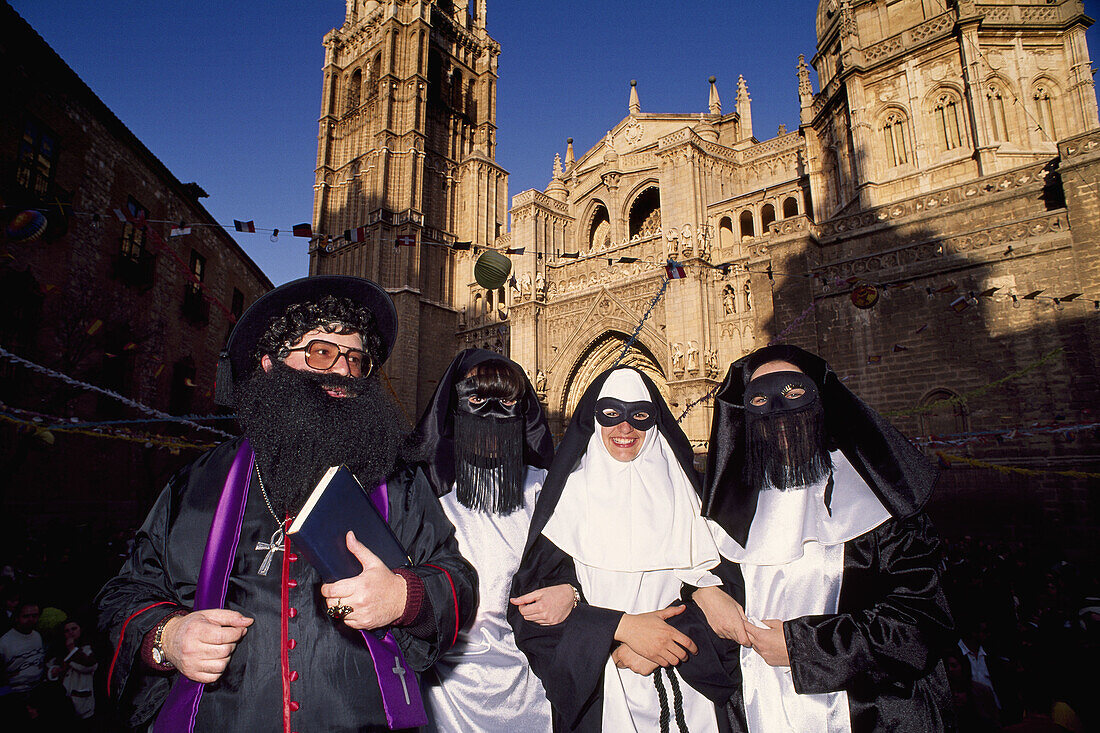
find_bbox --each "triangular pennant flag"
[293,223,313,238]
[915,323,928,334]
[935,283,958,294]
[344,226,367,243]
[507,247,525,255]
[1060,293,1083,302]
[618,256,639,264]
[1023,290,1044,299]
[560,252,579,259]
[169,226,191,237]
[949,295,970,312]
[395,234,416,246]
[451,241,472,250]
[233,220,256,233]
[892,344,909,352]
[978,287,1000,298]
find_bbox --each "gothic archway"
[560,331,667,429]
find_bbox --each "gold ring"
[327,603,354,620]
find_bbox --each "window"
[882,111,910,167]
[628,187,661,239]
[918,389,968,437]
[1033,85,1057,141]
[119,197,148,261]
[782,196,799,218]
[188,250,206,294]
[761,204,776,233]
[231,288,245,321]
[934,94,963,151]
[589,204,611,251]
[718,217,734,249]
[739,210,755,239]
[986,84,1010,142]
[347,69,362,111]
[183,250,209,324]
[15,118,57,197]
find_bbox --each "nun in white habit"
[510,367,729,733]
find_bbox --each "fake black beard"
[452,411,526,515]
[234,361,408,517]
[744,402,832,491]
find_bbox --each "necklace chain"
[254,465,286,527]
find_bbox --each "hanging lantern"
[5,210,48,242]
[474,249,512,290]
[850,283,879,309]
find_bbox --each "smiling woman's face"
[599,418,647,462]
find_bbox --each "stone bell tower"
[310,0,509,415]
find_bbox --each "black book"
[287,465,411,582]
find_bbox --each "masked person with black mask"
[671,344,955,733]
[97,276,477,733]
[409,349,564,731]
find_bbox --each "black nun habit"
[675,344,956,733]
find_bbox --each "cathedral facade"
[312,0,1100,552]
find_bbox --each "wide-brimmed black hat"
[214,275,397,405]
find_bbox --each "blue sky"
[11,0,1100,286]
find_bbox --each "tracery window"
[1033,85,1057,141]
[986,84,1010,142]
[347,69,362,111]
[934,94,963,151]
[882,111,910,167]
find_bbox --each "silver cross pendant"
[255,526,285,576]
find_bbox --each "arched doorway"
[559,331,666,431]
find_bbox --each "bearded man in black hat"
[672,344,955,732]
[96,276,477,733]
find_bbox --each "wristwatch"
[152,616,174,669]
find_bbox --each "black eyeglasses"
[284,340,372,377]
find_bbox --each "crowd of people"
[1,274,1094,732]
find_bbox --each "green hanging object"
[474,249,512,289]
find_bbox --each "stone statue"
[535,369,547,394]
[535,272,546,300]
[519,272,532,300]
[670,342,685,373]
[723,286,736,315]
[686,341,699,373]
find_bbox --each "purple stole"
[154,440,427,731]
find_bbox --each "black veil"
[701,344,939,547]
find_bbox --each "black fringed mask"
[743,371,831,491]
[452,377,525,514]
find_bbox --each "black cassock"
[673,514,956,733]
[97,437,477,733]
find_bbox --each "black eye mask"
[594,397,657,431]
[743,371,819,415]
[455,378,522,420]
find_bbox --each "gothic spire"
[708,76,721,115]
[629,79,641,115]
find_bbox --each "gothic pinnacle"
[629,79,640,115]
[708,76,721,115]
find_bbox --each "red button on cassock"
[289,701,300,712]
[287,579,298,588]
[289,670,299,681]
[287,639,297,650]
[289,553,299,562]
[288,607,298,618]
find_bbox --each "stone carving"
[686,341,699,373]
[670,342,685,373]
[723,285,736,315]
[535,272,546,300]
[535,370,547,394]
[680,224,694,258]
[665,229,680,259]
[519,272,532,300]
[705,349,720,377]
